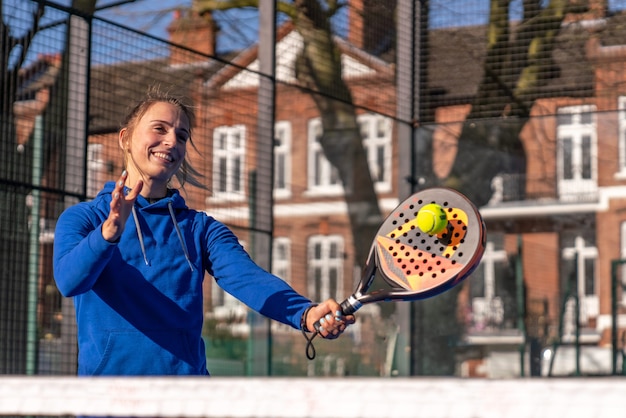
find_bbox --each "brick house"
[171,1,626,376]
[15,0,626,377]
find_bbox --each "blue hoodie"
[53,181,312,376]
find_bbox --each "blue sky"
[90,0,626,45]
[8,0,626,66]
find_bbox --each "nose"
[162,131,176,148]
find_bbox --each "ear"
[118,128,129,150]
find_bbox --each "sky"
[92,0,626,44]
[7,0,626,66]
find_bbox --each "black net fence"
[3,0,626,378]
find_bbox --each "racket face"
[373,187,485,299]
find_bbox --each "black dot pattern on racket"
[375,195,476,293]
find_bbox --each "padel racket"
[304,187,486,359]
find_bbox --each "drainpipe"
[26,115,43,375]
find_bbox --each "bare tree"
[195,0,383,270]
[446,0,590,206]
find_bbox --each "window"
[618,97,626,176]
[274,121,292,199]
[87,143,104,199]
[469,235,517,331]
[359,113,392,192]
[556,106,597,200]
[272,237,291,284]
[621,222,626,306]
[212,125,246,200]
[561,232,598,326]
[307,235,344,301]
[307,114,393,194]
[307,119,342,195]
[211,239,248,318]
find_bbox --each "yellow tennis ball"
[417,203,448,234]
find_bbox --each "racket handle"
[340,295,362,315]
[310,295,361,332]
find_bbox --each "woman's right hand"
[102,171,143,242]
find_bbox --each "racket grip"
[339,295,362,315]
[311,296,360,332]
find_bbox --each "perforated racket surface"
[305,188,485,359]
[339,187,485,315]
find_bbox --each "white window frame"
[562,235,598,324]
[359,113,393,193]
[471,240,507,330]
[556,105,597,201]
[274,121,292,199]
[211,125,246,201]
[272,237,291,284]
[617,96,626,178]
[211,239,247,319]
[307,119,343,195]
[619,221,626,306]
[306,115,393,195]
[87,143,104,198]
[307,235,344,301]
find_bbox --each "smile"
[153,151,174,162]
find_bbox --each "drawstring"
[131,206,150,266]
[130,201,194,272]
[167,201,195,272]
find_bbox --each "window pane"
[582,135,592,179]
[584,259,595,295]
[557,113,573,125]
[376,145,385,182]
[314,242,321,259]
[470,264,485,298]
[562,137,573,179]
[330,166,340,185]
[276,154,285,189]
[580,112,592,124]
[329,242,338,258]
[232,131,241,149]
[329,268,337,299]
[377,117,386,137]
[218,157,227,192]
[314,152,322,186]
[232,157,241,192]
[218,133,226,150]
[314,267,322,301]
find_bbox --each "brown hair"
[120,86,207,191]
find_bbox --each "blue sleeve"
[203,218,312,329]
[53,204,118,297]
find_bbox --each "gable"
[219,30,383,90]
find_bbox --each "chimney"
[347,0,396,54]
[347,0,365,49]
[167,9,217,65]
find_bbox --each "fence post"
[60,8,91,375]
[248,0,277,376]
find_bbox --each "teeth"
[154,152,173,162]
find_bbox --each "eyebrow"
[151,119,190,137]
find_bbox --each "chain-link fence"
[3,0,626,378]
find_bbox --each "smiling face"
[120,101,191,196]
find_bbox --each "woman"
[53,88,354,375]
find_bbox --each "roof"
[88,57,227,135]
[426,22,594,106]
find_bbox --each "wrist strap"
[300,304,318,332]
[300,304,318,360]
